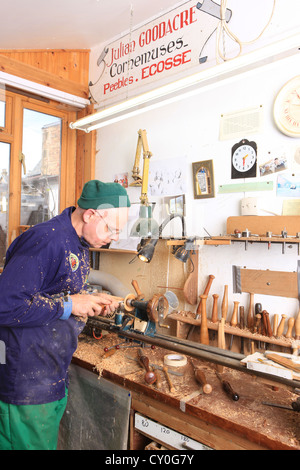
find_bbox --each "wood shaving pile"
[73,332,300,450]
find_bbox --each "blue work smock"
[0,207,89,405]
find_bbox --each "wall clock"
[231,139,257,179]
[273,76,300,137]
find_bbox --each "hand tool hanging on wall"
[186,274,215,339]
[183,251,199,306]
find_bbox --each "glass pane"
[21,109,62,226]
[0,142,10,268]
[0,101,5,128]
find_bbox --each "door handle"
[19,151,26,175]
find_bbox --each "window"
[21,109,62,225]
[0,89,78,267]
[0,100,5,128]
[0,142,10,267]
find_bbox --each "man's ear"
[82,209,96,223]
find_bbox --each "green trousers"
[0,393,68,450]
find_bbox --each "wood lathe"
[84,281,300,391]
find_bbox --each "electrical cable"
[216,0,277,63]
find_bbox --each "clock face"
[232,144,256,173]
[274,76,300,137]
[231,139,257,179]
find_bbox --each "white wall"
[89,2,300,330]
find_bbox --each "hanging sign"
[91,0,232,107]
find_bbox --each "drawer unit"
[134,413,213,451]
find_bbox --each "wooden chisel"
[216,372,239,401]
[186,274,215,339]
[239,306,245,355]
[191,361,212,394]
[138,348,157,385]
[229,301,239,350]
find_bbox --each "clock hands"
[242,154,249,167]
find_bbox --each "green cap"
[77,180,131,209]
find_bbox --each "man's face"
[82,207,129,248]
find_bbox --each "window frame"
[0,88,78,245]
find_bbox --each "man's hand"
[69,293,119,319]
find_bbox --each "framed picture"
[192,159,215,199]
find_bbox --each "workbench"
[70,332,300,451]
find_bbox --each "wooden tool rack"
[71,332,300,451]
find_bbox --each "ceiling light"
[69,34,300,132]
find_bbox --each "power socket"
[241,197,258,216]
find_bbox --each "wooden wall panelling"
[0,52,89,99]
[0,49,90,88]
[75,104,96,202]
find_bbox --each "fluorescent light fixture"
[69,34,300,132]
[0,71,90,109]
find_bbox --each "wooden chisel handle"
[196,275,215,314]
[211,294,219,323]
[247,293,254,330]
[295,310,300,340]
[131,280,144,299]
[194,369,212,394]
[216,373,239,401]
[221,285,228,321]
[239,306,245,329]
[138,349,157,384]
[285,318,295,338]
[273,314,279,337]
[163,366,175,393]
[277,314,287,337]
[262,310,273,337]
[200,295,209,345]
[230,301,239,327]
